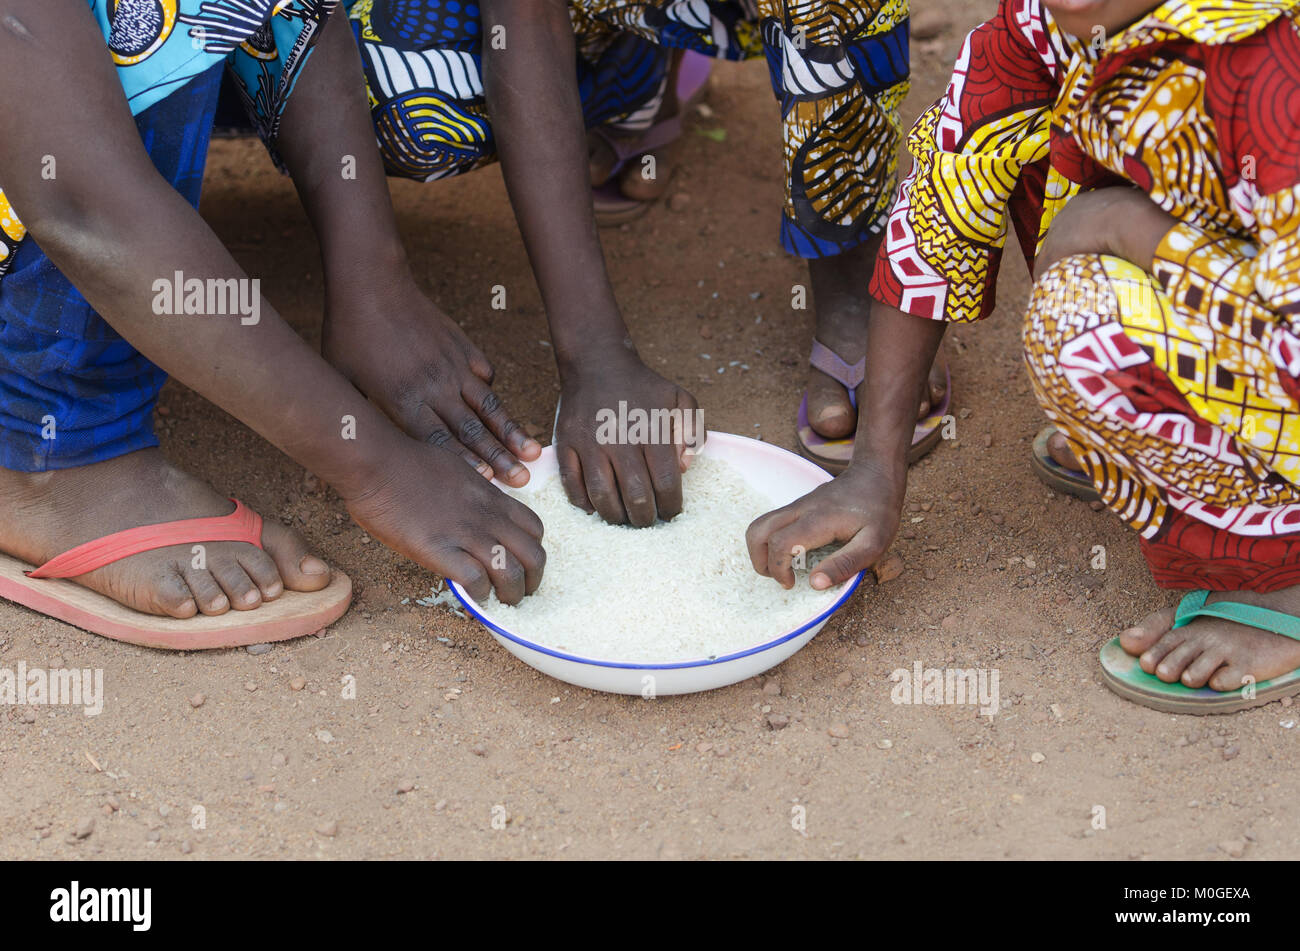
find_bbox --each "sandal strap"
[592,114,684,167]
[1173,589,1300,642]
[809,339,865,409]
[674,51,713,108]
[27,499,263,580]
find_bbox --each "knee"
[1023,254,1102,392]
[1023,252,1149,379]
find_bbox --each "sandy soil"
[4,1,1299,861]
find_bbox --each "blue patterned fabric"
[0,65,224,471]
[93,0,336,120]
[0,0,336,470]
[347,0,909,259]
[0,0,336,282]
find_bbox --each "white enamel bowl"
[450,431,863,695]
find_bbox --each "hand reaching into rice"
[747,459,904,590]
[554,349,703,527]
[486,454,842,662]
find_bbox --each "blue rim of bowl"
[449,570,863,670]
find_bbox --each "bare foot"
[0,448,331,618]
[1119,586,1300,690]
[806,315,947,440]
[1046,429,1083,470]
[589,51,698,201]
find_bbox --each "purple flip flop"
[592,51,713,226]
[796,339,952,474]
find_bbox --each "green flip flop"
[1100,590,1300,714]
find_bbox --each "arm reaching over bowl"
[0,0,544,610]
[480,0,700,528]
[747,306,944,589]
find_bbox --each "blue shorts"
[0,65,223,472]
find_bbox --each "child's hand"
[323,282,541,487]
[555,351,702,527]
[746,460,905,590]
[342,436,546,605]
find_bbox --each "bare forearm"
[276,5,409,296]
[32,188,399,494]
[854,304,946,468]
[481,0,629,370]
[0,0,399,494]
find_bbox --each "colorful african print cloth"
[0,0,337,283]
[875,0,1300,591]
[0,65,226,472]
[346,0,910,258]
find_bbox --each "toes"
[1209,664,1252,693]
[1138,626,1185,675]
[619,150,671,200]
[1181,646,1228,688]
[1046,431,1082,470]
[1154,639,1203,683]
[928,376,948,407]
[261,520,331,593]
[812,411,855,439]
[808,379,856,438]
[148,566,199,619]
[237,546,284,602]
[587,132,617,186]
[1120,606,1177,656]
[925,366,948,416]
[181,565,231,616]
[209,557,262,611]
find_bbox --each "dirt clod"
[873,552,904,583]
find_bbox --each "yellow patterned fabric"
[348,0,909,257]
[871,0,1300,322]
[1150,222,1300,483]
[0,192,25,277]
[1010,0,1300,590]
[869,0,1087,320]
[1025,250,1300,529]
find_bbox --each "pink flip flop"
[592,51,713,226]
[0,499,351,650]
[796,340,952,474]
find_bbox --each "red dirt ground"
[3,0,1297,859]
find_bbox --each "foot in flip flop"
[0,448,331,620]
[805,300,868,440]
[1029,426,1101,502]
[589,51,712,224]
[1119,586,1300,692]
[1045,428,1082,471]
[804,308,949,440]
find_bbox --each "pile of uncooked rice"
[483,455,841,662]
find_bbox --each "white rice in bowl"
[483,455,845,663]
